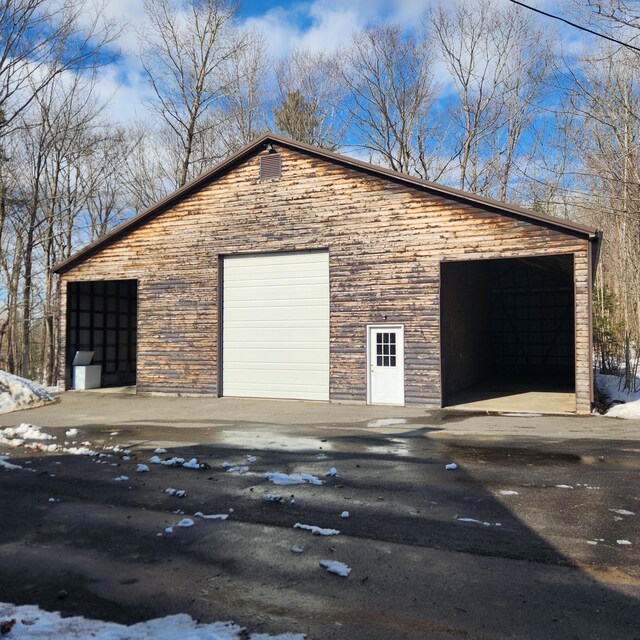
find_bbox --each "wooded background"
[0,0,638,391]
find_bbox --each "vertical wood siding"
[59,146,592,411]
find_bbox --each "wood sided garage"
[53,133,599,413]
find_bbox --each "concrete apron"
[1,390,639,441]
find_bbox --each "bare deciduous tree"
[0,0,119,138]
[339,25,441,177]
[139,0,245,187]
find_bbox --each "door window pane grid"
[376,332,397,367]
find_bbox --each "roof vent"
[260,153,281,181]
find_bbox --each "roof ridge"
[54,132,598,274]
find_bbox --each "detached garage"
[54,134,598,413]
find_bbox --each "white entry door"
[367,325,404,405]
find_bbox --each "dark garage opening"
[66,280,137,388]
[441,255,575,412]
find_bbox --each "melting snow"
[597,373,640,419]
[194,512,229,520]
[456,517,502,527]
[114,476,129,482]
[226,466,249,474]
[263,472,322,486]
[555,485,574,489]
[341,511,350,518]
[0,602,310,640]
[176,518,194,527]
[0,456,21,470]
[324,467,337,477]
[263,495,285,503]
[2,423,55,441]
[0,371,54,415]
[154,448,167,454]
[165,488,186,497]
[319,560,351,577]
[499,490,519,496]
[65,428,78,437]
[609,509,635,516]
[63,446,96,456]
[445,463,457,470]
[137,464,149,473]
[161,457,185,467]
[294,523,339,536]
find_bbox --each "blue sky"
[86,0,579,125]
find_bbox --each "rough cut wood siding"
[59,145,592,411]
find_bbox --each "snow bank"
[0,371,54,415]
[597,373,640,419]
[0,602,305,639]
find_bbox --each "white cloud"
[58,0,595,129]
[92,65,152,124]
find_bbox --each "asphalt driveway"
[0,393,639,638]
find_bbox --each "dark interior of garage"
[66,280,137,388]
[440,255,575,408]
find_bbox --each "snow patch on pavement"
[165,488,186,497]
[263,472,322,486]
[319,560,351,577]
[194,511,229,520]
[0,456,21,470]
[455,517,502,527]
[0,602,306,638]
[294,523,339,536]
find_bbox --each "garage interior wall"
[66,280,137,388]
[441,255,575,403]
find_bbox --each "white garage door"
[223,251,329,400]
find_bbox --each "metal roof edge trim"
[54,132,598,274]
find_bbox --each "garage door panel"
[225,291,328,305]
[224,306,328,323]
[223,251,329,400]
[223,327,328,342]
[223,347,328,363]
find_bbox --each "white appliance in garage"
[72,351,101,390]
[222,250,330,401]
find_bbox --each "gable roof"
[54,132,598,274]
